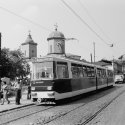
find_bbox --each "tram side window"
[91,67,95,77]
[108,70,113,77]
[102,69,106,78]
[86,67,91,77]
[83,66,87,77]
[97,68,101,77]
[71,65,79,78]
[97,68,106,78]
[71,64,84,78]
[100,69,104,78]
[57,63,69,79]
[78,66,84,78]
[86,66,95,77]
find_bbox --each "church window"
[50,45,52,53]
[25,50,26,56]
[32,50,34,57]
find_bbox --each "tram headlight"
[47,86,53,90]
[31,87,35,90]
[47,92,55,96]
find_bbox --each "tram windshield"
[32,61,53,80]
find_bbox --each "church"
[20,28,125,78]
[20,27,82,77]
[20,31,37,59]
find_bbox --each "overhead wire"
[78,0,114,47]
[77,0,113,45]
[0,5,52,32]
[60,0,113,46]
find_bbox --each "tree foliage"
[1,48,30,80]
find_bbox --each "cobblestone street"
[0,85,124,125]
[88,85,125,125]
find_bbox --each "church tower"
[21,31,37,59]
[47,25,65,55]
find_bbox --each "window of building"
[50,45,52,53]
[25,50,26,56]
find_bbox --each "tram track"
[40,88,125,125]
[0,104,54,125]
[0,86,124,125]
[75,89,125,125]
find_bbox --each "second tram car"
[31,54,114,103]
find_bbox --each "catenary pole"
[93,42,95,62]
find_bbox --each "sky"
[0,0,125,62]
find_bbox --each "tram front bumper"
[31,91,55,99]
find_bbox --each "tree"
[1,48,30,79]
[1,48,13,78]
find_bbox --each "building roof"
[21,33,37,45]
[94,59,112,66]
[66,53,81,60]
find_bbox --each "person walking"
[14,79,22,105]
[27,83,31,99]
[1,81,10,105]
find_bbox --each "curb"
[0,102,34,113]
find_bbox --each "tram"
[30,54,114,103]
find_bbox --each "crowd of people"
[0,78,31,105]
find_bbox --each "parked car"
[114,74,124,84]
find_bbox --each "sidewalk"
[0,93,34,113]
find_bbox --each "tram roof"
[32,54,110,70]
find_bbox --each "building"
[47,26,82,61]
[47,26,65,55]
[20,32,38,78]
[20,27,86,78]
[20,32,37,59]
[94,59,122,74]
[118,54,125,74]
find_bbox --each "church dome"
[47,28,65,41]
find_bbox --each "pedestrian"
[27,83,31,99]
[1,81,10,105]
[14,79,22,105]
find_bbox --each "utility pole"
[93,42,95,62]
[0,33,1,99]
[90,53,93,63]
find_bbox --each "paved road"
[88,84,125,125]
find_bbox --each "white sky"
[0,0,125,62]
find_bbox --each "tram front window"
[32,61,53,80]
